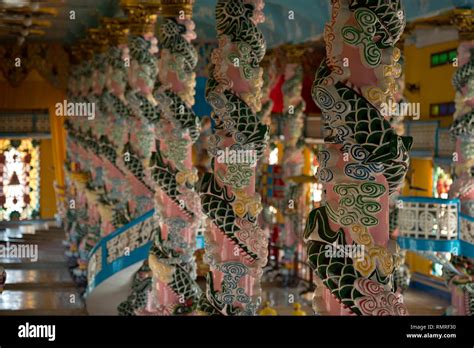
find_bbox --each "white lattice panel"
[437,128,456,158]
[461,215,474,244]
[398,199,459,240]
[408,122,438,153]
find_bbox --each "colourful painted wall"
[0,70,66,219]
[403,38,460,278]
[404,39,458,128]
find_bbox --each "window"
[0,139,40,221]
[430,102,456,117]
[431,49,457,67]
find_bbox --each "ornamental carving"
[0,43,69,89]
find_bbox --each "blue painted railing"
[404,121,456,163]
[397,196,474,257]
[86,209,156,295]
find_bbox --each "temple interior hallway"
[0,220,449,316]
[0,222,87,315]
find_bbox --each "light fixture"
[1,0,30,7]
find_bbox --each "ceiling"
[0,0,472,47]
[0,0,118,44]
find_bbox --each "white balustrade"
[460,214,474,245]
[398,197,459,240]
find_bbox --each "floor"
[260,284,449,316]
[0,222,449,316]
[403,288,449,315]
[0,222,87,315]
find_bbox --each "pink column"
[198,0,269,315]
[304,0,410,315]
[281,62,305,253]
[138,1,204,315]
[447,40,474,316]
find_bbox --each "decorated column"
[101,18,140,226]
[64,41,101,285]
[63,49,83,273]
[305,0,411,315]
[115,1,161,316]
[258,52,279,127]
[123,0,204,315]
[255,51,280,262]
[119,1,158,197]
[448,29,474,315]
[388,54,411,294]
[75,30,112,281]
[65,32,131,285]
[450,41,473,234]
[198,0,269,315]
[280,48,306,260]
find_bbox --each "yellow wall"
[404,40,458,128]
[0,70,66,219]
[0,70,65,109]
[402,158,434,197]
[39,139,56,218]
[405,251,433,275]
[49,108,67,188]
[303,147,312,176]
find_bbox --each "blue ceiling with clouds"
[189,0,473,117]
[10,0,470,46]
[191,0,474,47]
[193,0,330,47]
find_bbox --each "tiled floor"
[0,222,87,315]
[403,288,449,315]
[5,268,73,285]
[0,290,85,315]
[261,284,449,315]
